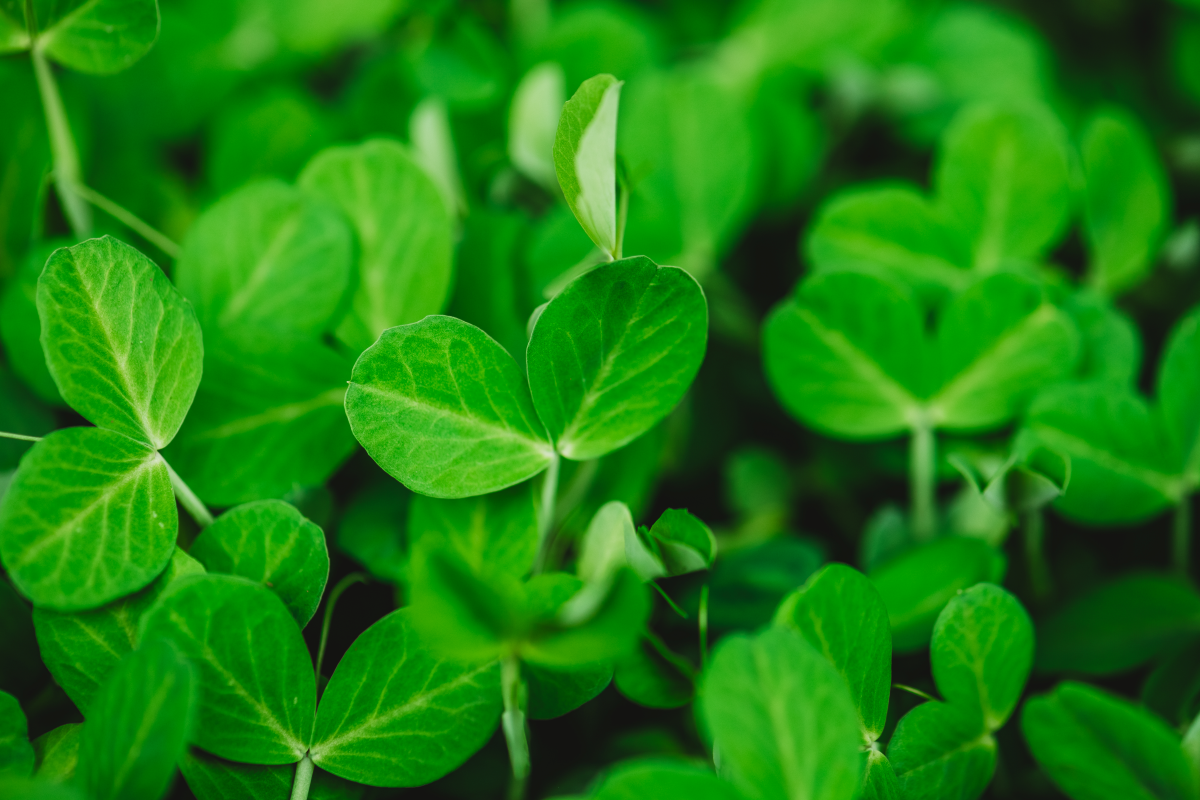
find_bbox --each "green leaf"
[702,537,826,631]
[554,73,622,257]
[934,103,1071,270]
[0,691,33,776]
[408,481,539,581]
[1158,306,1200,483]
[701,627,861,800]
[165,339,356,506]
[33,0,160,75]
[589,759,744,800]
[32,724,81,782]
[805,183,970,302]
[448,211,531,366]
[299,139,454,352]
[526,568,650,667]
[1036,574,1200,675]
[1082,109,1170,296]
[509,62,565,192]
[0,427,177,611]
[139,574,315,765]
[335,484,408,584]
[33,548,202,714]
[0,776,85,800]
[1066,293,1142,386]
[526,661,613,720]
[79,640,194,800]
[175,181,353,346]
[774,563,892,745]
[527,256,707,460]
[887,701,997,800]
[37,236,203,449]
[613,635,693,710]
[346,315,554,498]
[1022,681,1198,800]
[189,500,329,628]
[644,509,715,577]
[930,583,1032,731]
[862,750,902,800]
[180,748,362,800]
[576,501,651,583]
[870,537,1006,653]
[310,609,500,787]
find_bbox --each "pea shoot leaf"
[1,242,65,405]
[335,484,409,584]
[1022,681,1199,800]
[346,315,555,498]
[613,635,693,710]
[526,661,613,720]
[509,62,565,192]
[527,256,707,460]
[37,237,203,450]
[79,639,195,800]
[0,427,177,611]
[702,627,861,800]
[0,690,33,777]
[863,750,902,800]
[310,609,500,787]
[887,700,997,800]
[554,74,622,258]
[642,508,715,577]
[180,749,362,800]
[300,139,454,352]
[33,548,203,714]
[589,759,743,800]
[139,574,315,765]
[408,481,539,581]
[190,500,330,627]
[32,723,81,782]
[774,563,892,745]
[1066,293,1142,386]
[23,0,160,75]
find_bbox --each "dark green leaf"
[35,0,160,75]
[589,759,743,800]
[335,484,408,584]
[702,537,826,631]
[0,243,64,404]
[1158,306,1200,484]
[527,568,649,667]
[613,636,693,710]
[32,723,81,782]
[408,481,539,581]
[526,661,613,720]
[1066,293,1142,386]
[888,701,996,800]
[180,748,362,800]
[0,691,33,777]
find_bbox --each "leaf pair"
[0,0,159,75]
[1,237,204,610]
[577,503,715,585]
[346,255,707,498]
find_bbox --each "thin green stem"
[0,431,42,443]
[1174,497,1192,579]
[162,458,214,529]
[532,455,560,574]
[1024,508,1052,602]
[698,584,710,673]
[909,422,937,542]
[73,184,181,258]
[893,683,937,702]
[501,653,530,800]
[316,573,366,680]
[289,753,314,800]
[651,581,688,619]
[31,45,90,237]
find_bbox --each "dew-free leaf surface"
[0,690,33,776]
[190,500,329,627]
[38,237,203,449]
[33,723,81,782]
[613,635,692,710]
[526,660,614,720]
[139,575,315,764]
[408,481,539,581]
[589,759,744,800]
[180,748,362,800]
[863,750,902,800]
[31,0,160,74]
[0,427,176,611]
[311,609,501,787]
[554,74,621,257]
[888,700,997,800]
[526,256,707,460]
[346,316,554,498]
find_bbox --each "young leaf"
[139,575,315,765]
[180,749,362,800]
[701,627,861,800]
[0,427,177,611]
[33,0,160,75]
[189,500,330,627]
[509,62,566,192]
[299,139,454,352]
[0,691,33,776]
[33,548,203,714]
[527,256,707,460]
[38,237,203,449]
[589,759,743,800]
[577,501,644,584]
[613,635,693,710]
[554,74,622,258]
[869,537,1006,652]
[346,315,555,498]
[174,181,354,346]
[1022,681,1199,800]
[1082,109,1170,296]
[310,609,501,787]
[79,640,195,800]
[408,481,540,581]
[526,569,650,667]
[1035,574,1200,675]
[644,508,716,576]
[934,103,1072,270]
[33,723,81,782]
[931,583,1033,731]
[887,701,997,800]
[774,563,892,745]
[526,661,614,719]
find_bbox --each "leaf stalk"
[163,458,214,529]
[0,431,43,443]
[501,653,530,800]
[289,753,314,800]
[909,422,937,541]
[73,183,181,259]
[315,573,366,681]
[30,44,91,237]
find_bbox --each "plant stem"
[31,45,91,237]
[162,458,214,529]
[698,584,710,673]
[909,422,936,542]
[651,581,688,618]
[315,573,366,681]
[532,455,560,573]
[289,754,314,800]
[73,183,181,258]
[501,653,530,800]
[893,683,937,702]
[1024,508,1052,602]
[1175,497,1192,579]
[0,431,43,442]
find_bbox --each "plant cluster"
[2,1,1200,800]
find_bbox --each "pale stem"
[163,459,214,529]
[909,423,937,542]
[315,573,366,681]
[532,455,560,573]
[1175,497,1192,579]
[73,184,181,258]
[289,753,314,800]
[31,46,91,237]
[1024,508,1051,602]
[0,431,42,442]
[501,653,530,800]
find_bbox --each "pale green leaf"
[408,481,539,581]
[554,73,621,256]
[509,62,565,191]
